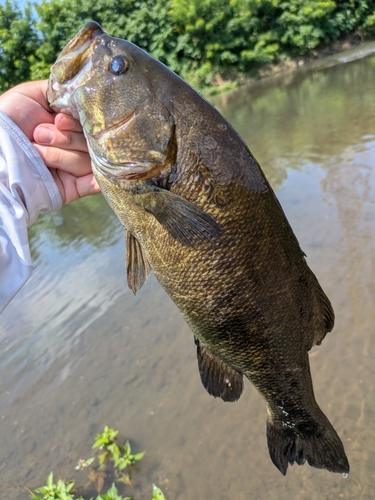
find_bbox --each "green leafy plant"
[27,427,165,500]
[0,0,38,91]
[29,478,130,500]
[152,485,166,500]
[28,472,83,500]
[2,0,375,93]
[95,483,131,500]
[92,426,144,477]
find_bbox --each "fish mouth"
[51,21,104,84]
[91,152,157,182]
[87,111,156,181]
[47,21,105,113]
[87,104,167,181]
[90,111,136,140]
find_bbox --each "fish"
[47,21,349,476]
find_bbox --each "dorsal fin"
[195,337,243,402]
[125,230,152,294]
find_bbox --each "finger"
[14,80,51,112]
[48,168,66,203]
[34,124,88,153]
[34,143,92,176]
[50,168,101,204]
[0,80,55,140]
[55,113,83,132]
[76,173,101,199]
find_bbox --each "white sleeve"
[0,111,62,313]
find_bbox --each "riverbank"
[203,33,375,96]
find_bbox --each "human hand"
[0,80,100,204]
[33,113,101,204]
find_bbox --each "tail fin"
[266,418,349,476]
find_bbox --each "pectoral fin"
[195,337,243,402]
[125,230,151,294]
[137,188,221,246]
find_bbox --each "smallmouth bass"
[48,22,349,475]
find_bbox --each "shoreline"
[202,33,375,96]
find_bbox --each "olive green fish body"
[48,22,349,475]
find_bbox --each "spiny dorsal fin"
[125,229,152,294]
[195,337,243,402]
[137,188,222,246]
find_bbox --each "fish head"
[48,21,175,182]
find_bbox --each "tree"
[32,0,177,80]
[0,0,37,92]
[1,0,374,92]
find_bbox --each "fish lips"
[52,21,104,85]
[86,108,173,182]
[47,21,105,114]
[92,153,165,182]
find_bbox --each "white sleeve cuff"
[0,111,63,313]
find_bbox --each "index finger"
[55,113,83,133]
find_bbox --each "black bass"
[47,22,349,475]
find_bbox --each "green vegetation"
[0,1,37,91]
[27,427,166,500]
[1,0,375,92]
[92,426,145,474]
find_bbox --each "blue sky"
[12,0,43,8]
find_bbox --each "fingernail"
[56,113,75,130]
[35,126,53,144]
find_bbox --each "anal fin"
[309,272,335,346]
[125,230,152,294]
[195,337,243,402]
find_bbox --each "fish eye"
[109,55,128,75]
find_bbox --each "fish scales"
[47,21,349,476]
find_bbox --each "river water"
[1,42,375,499]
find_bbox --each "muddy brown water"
[1,42,375,499]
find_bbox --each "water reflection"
[29,193,120,264]
[0,194,125,415]
[321,141,375,330]
[1,44,375,499]
[212,47,375,189]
